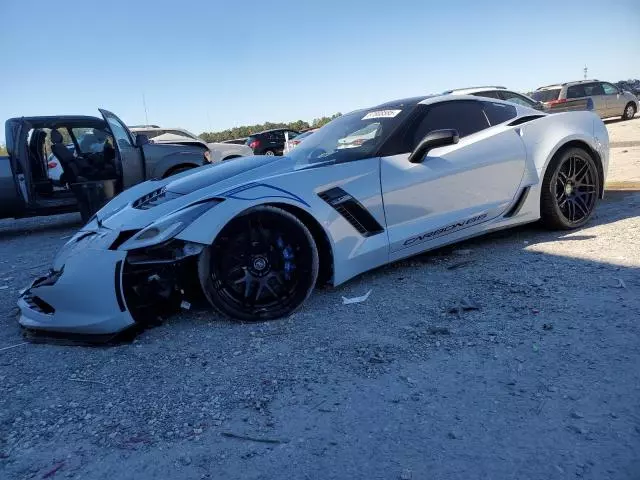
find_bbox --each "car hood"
[98,155,294,231]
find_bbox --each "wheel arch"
[262,202,334,286]
[543,139,605,199]
[162,163,198,178]
[222,155,242,161]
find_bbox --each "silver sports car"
[18,94,609,338]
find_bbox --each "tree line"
[199,113,342,143]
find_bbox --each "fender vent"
[318,187,384,237]
[23,294,55,315]
[504,186,531,218]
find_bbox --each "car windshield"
[288,107,413,166]
[532,89,561,103]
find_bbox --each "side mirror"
[135,134,149,147]
[408,129,459,164]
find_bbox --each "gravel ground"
[1,133,639,479]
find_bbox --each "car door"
[99,109,144,188]
[380,100,527,256]
[583,82,607,117]
[601,82,624,117]
[4,118,31,207]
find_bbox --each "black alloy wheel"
[198,206,318,321]
[541,147,600,229]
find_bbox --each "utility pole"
[142,93,149,125]
[583,65,588,80]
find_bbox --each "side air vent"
[133,188,183,210]
[508,115,545,126]
[504,186,531,218]
[318,187,384,237]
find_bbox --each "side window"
[566,85,586,99]
[483,102,518,125]
[602,82,618,95]
[410,101,490,148]
[287,131,299,139]
[583,82,604,96]
[499,91,536,107]
[142,130,164,140]
[105,117,133,149]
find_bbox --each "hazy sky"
[1,0,639,143]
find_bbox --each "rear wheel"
[198,206,319,321]
[264,149,275,156]
[540,147,600,230]
[622,102,636,120]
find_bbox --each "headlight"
[118,200,222,251]
[204,150,212,162]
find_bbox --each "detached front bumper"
[18,246,136,336]
[17,226,204,338]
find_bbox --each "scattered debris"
[400,469,413,479]
[427,326,451,335]
[342,289,372,305]
[570,411,585,419]
[533,343,540,352]
[68,378,108,387]
[531,308,540,314]
[0,342,28,353]
[447,259,476,270]
[448,297,480,315]
[543,323,553,331]
[221,432,289,444]
[0,285,8,290]
[613,278,627,289]
[42,461,65,478]
[180,301,191,310]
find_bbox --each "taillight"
[249,140,260,149]
[292,140,300,145]
[547,99,567,106]
[48,161,57,169]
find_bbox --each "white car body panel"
[18,94,609,336]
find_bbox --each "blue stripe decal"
[221,183,311,208]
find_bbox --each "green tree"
[0,144,8,156]
[199,113,341,142]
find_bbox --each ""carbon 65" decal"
[403,213,488,247]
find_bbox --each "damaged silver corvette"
[18,95,609,338]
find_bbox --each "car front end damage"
[17,201,219,341]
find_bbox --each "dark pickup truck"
[0,109,210,221]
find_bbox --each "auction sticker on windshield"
[361,109,401,120]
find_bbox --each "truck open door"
[5,118,32,206]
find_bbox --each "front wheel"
[198,206,319,321]
[264,150,275,156]
[622,102,636,120]
[540,147,600,230]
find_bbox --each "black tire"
[540,147,600,230]
[264,149,275,156]
[198,206,319,321]
[622,102,636,120]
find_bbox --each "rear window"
[482,102,518,125]
[245,136,257,145]
[532,89,560,103]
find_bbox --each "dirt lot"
[1,118,639,480]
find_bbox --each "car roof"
[7,115,105,127]
[537,79,601,90]
[442,86,507,95]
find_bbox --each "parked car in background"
[445,86,545,110]
[532,79,638,120]
[284,128,318,154]
[0,110,210,221]
[130,126,253,162]
[616,80,640,96]
[245,129,300,156]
